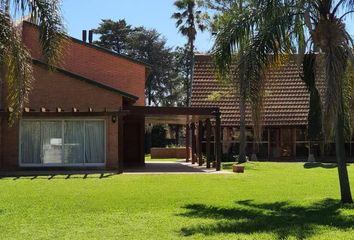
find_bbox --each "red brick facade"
[0,21,149,170]
[22,21,147,106]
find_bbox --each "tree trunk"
[185,65,190,107]
[239,92,247,163]
[188,41,194,107]
[335,102,353,203]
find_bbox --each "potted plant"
[232,155,247,173]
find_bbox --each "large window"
[20,120,105,166]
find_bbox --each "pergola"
[124,106,222,171]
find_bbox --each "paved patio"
[0,161,230,179]
[124,161,231,174]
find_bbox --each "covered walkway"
[123,106,222,171]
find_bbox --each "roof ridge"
[23,21,152,68]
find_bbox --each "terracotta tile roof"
[191,54,312,127]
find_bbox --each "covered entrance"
[122,106,222,171]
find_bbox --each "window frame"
[19,118,106,167]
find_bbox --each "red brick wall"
[28,65,123,110]
[0,65,123,170]
[1,121,19,170]
[22,22,147,106]
[151,147,191,159]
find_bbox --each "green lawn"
[0,162,354,239]
[145,154,184,162]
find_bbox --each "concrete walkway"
[124,161,231,174]
[0,161,230,178]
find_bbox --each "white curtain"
[85,121,105,163]
[20,120,105,165]
[64,121,85,164]
[41,121,62,164]
[20,121,41,164]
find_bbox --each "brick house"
[191,54,354,161]
[0,21,149,171]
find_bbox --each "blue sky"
[61,0,214,53]
[61,0,354,53]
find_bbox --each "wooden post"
[278,128,281,158]
[198,120,203,166]
[206,119,211,168]
[191,123,196,164]
[267,128,271,161]
[185,124,190,162]
[293,128,297,160]
[215,111,221,171]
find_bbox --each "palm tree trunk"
[185,63,190,106]
[335,99,353,203]
[239,91,247,163]
[188,41,194,107]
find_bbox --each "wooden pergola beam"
[124,106,219,116]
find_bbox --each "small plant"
[233,155,249,164]
[232,155,247,173]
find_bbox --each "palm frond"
[29,0,66,66]
[0,12,33,124]
[212,0,297,141]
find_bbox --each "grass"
[145,154,184,162]
[0,162,353,239]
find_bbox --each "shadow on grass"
[0,173,117,180]
[179,199,354,239]
[303,162,338,169]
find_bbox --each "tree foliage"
[93,19,134,54]
[172,0,207,106]
[93,19,189,106]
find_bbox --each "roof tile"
[191,55,314,127]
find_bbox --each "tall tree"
[93,20,187,106]
[0,0,65,123]
[210,0,353,203]
[127,28,174,105]
[172,0,206,106]
[93,19,133,54]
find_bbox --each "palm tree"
[211,0,353,203]
[172,0,206,106]
[0,0,65,123]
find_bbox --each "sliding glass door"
[20,119,105,166]
[42,121,63,164]
[64,121,85,164]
